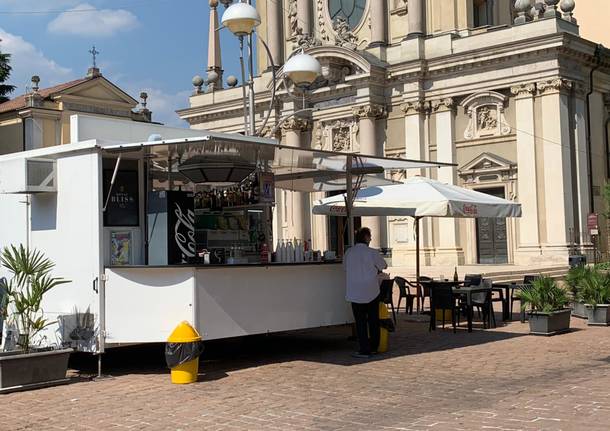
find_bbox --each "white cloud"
[47,3,139,37]
[0,28,73,94]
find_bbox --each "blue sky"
[0,0,248,126]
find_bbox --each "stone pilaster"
[537,78,574,260]
[573,82,591,247]
[266,0,282,67]
[511,83,541,262]
[431,97,463,265]
[280,117,311,242]
[352,104,387,248]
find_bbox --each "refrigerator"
[147,191,195,265]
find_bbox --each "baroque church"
[178,0,610,267]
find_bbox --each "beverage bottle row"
[274,239,312,263]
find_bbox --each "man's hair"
[355,227,371,244]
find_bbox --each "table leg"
[503,287,509,321]
[467,293,473,333]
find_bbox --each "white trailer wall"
[27,151,102,350]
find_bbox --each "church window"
[328,0,367,29]
[474,0,492,27]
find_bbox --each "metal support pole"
[346,155,354,247]
[239,36,249,135]
[247,35,256,136]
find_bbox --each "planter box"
[527,309,571,336]
[585,304,610,326]
[0,348,72,393]
[571,301,587,319]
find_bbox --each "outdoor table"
[452,285,494,332]
[424,280,494,333]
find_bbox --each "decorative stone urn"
[514,0,533,24]
[560,0,576,22]
[544,0,561,17]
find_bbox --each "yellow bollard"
[378,302,391,353]
[166,321,203,384]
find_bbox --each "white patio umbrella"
[312,176,522,283]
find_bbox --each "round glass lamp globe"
[221,3,261,36]
[284,53,322,87]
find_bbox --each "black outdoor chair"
[394,276,417,315]
[511,275,539,322]
[464,274,482,287]
[379,278,397,325]
[471,279,496,329]
[416,276,433,313]
[429,282,459,333]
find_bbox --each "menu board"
[110,231,132,265]
[103,170,139,227]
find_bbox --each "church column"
[407,0,425,39]
[297,0,311,36]
[267,0,282,67]
[511,83,540,259]
[369,0,387,47]
[281,117,311,241]
[537,78,574,258]
[432,98,463,265]
[353,104,387,249]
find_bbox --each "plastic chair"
[416,276,433,313]
[379,278,397,325]
[471,279,496,329]
[464,274,482,287]
[394,276,417,315]
[429,282,459,333]
[511,275,539,322]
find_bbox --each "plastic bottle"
[279,240,286,263]
[276,239,282,263]
[287,240,294,263]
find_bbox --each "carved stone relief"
[332,16,358,49]
[460,91,511,140]
[314,119,359,152]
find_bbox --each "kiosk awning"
[101,134,454,193]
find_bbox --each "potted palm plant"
[565,265,588,318]
[518,276,571,336]
[579,268,610,326]
[0,244,73,392]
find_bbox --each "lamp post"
[220,2,322,136]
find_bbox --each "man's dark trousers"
[351,298,380,355]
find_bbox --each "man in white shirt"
[343,227,388,358]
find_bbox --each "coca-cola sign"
[167,192,195,264]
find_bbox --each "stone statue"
[332,16,358,49]
[288,0,301,37]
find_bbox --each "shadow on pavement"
[69,314,527,378]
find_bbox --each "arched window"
[328,0,367,29]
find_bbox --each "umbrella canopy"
[312,176,522,218]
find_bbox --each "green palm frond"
[518,276,570,313]
[1,244,70,352]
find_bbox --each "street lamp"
[220,2,260,36]
[220,2,321,136]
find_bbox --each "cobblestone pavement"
[3,312,610,431]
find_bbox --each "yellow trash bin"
[165,321,203,384]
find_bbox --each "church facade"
[178,0,610,267]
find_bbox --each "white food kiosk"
[0,115,445,357]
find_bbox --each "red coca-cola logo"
[173,203,196,262]
[463,204,478,216]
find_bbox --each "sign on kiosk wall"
[167,191,196,265]
[103,170,139,227]
[259,172,275,203]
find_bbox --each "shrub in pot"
[518,276,571,336]
[579,268,610,326]
[565,266,587,318]
[0,244,72,392]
